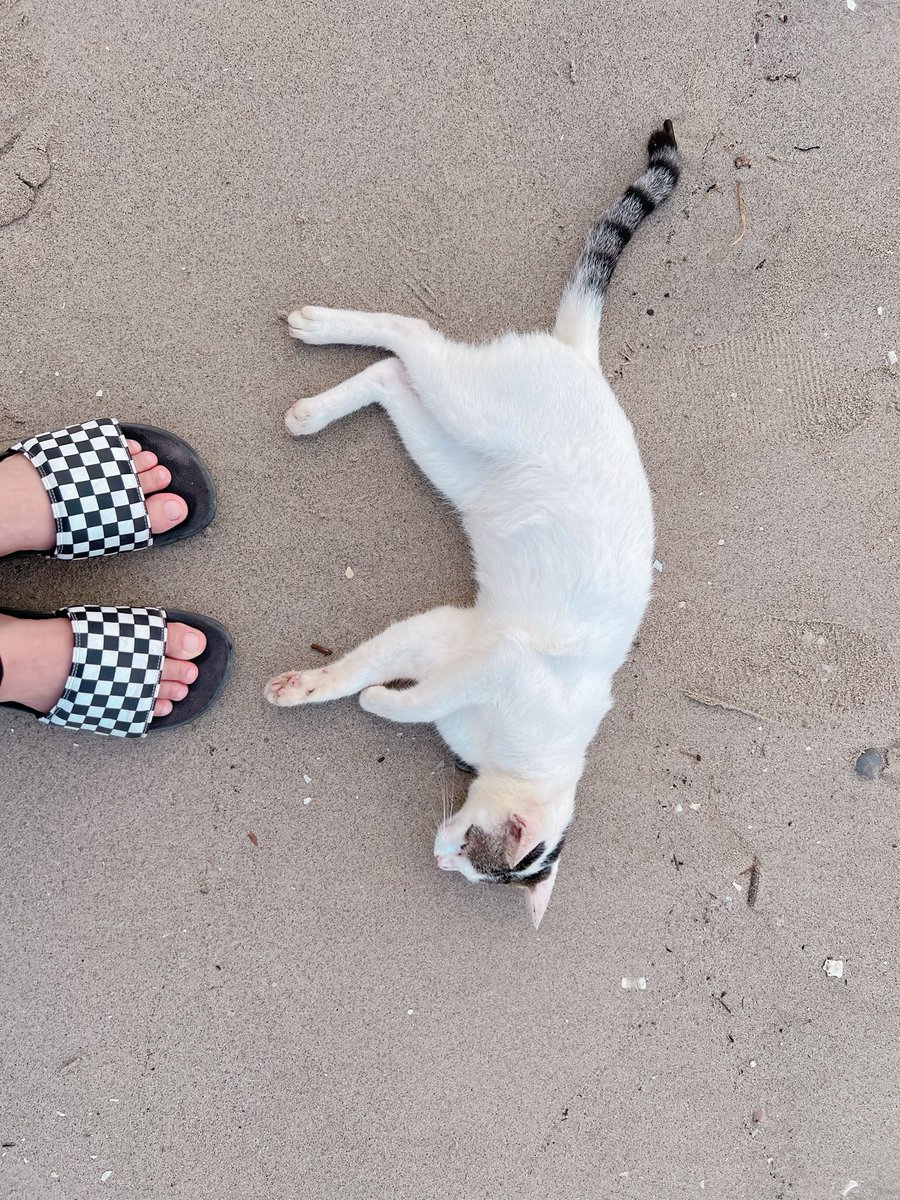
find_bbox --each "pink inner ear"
[505,811,543,868]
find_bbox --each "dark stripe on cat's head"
[512,841,547,873]
[507,831,568,883]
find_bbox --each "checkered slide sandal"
[0,605,233,737]
[0,417,216,559]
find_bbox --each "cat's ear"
[525,861,559,930]
[504,811,544,868]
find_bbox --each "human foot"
[0,614,207,720]
[0,438,188,557]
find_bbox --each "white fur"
[268,300,653,926]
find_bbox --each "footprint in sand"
[651,608,894,722]
[621,327,882,448]
[0,118,50,227]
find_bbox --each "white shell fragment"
[653,559,663,572]
[888,350,898,366]
[823,958,844,978]
[621,976,647,990]
[344,565,355,578]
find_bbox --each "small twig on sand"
[730,182,747,246]
[743,855,761,908]
[683,689,768,721]
[310,643,333,656]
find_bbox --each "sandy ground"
[1,1,899,1197]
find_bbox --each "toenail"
[164,499,183,520]
[186,664,198,683]
[184,633,203,655]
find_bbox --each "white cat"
[267,122,681,928]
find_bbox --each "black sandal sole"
[0,607,233,734]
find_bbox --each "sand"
[1,1,899,1197]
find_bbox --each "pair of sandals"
[1,417,233,738]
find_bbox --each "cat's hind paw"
[286,306,347,345]
[265,667,334,707]
[284,397,332,436]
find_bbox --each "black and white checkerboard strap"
[11,417,153,559]
[41,606,167,738]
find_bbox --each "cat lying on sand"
[267,122,680,928]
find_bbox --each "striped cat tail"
[554,120,680,364]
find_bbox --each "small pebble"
[823,958,844,979]
[100,1171,112,1183]
[303,774,311,784]
[302,797,312,806]
[855,748,885,780]
[344,565,355,579]
[888,350,898,367]
[653,559,663,572]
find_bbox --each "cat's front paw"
[265,667,333,707]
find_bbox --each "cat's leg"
[265,605,476,708]
[286,304,519,464]
[286,306,434,354]
[374,361,486,508]
[287,356,486,509]
[359,662,481,725]
[285,359,394,435]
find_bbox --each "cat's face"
[433,778,569,928]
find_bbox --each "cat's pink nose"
[435,854,455,871]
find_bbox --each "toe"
[146,491,187,533]
[153,697,174,718]
[158,679,189,703]
[132,450,158,476]
[126,439,143,455]
[139,463,171,495]
[166,622,207,661]
[160,654,199,686]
